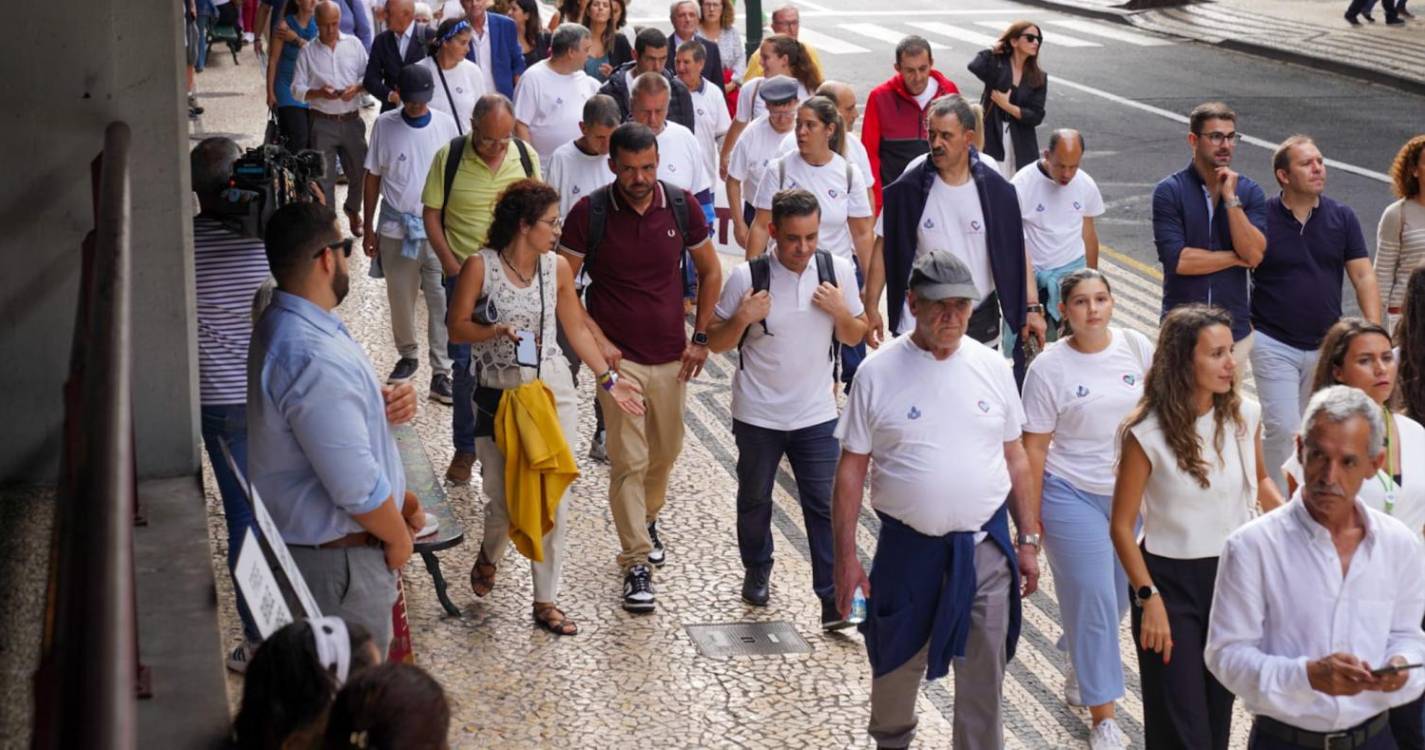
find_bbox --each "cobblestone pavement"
[191,38,1264,749]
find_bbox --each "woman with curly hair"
[1376,135,1425,330]
[968,19,1049,176]
[446,180,644,636]
[1110,304,1282,750]
[1398,266,1425,424]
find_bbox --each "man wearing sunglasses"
[248,202,423,658]
[1152,101,1268,374]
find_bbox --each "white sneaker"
[1064,666,1085,707]
[226,641,258,674]
[1088,718,1128,750]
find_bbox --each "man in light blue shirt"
[248,202,418,652]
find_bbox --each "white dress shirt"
[291,33,370,115]
[1205,494,1425,732]
[469,15,496,95]
[396,25,412,58]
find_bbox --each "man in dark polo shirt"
[1251,134,1380,489]
[559,122,723,612]
[1151,101,1267,373]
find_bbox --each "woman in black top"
[968,19,1048,175]
[509,0,550,67]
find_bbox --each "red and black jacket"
[859,70,959,210]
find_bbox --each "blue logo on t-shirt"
[1075,385,1089,397]
[829,188,839,198]
[907,406,922,420]
[669,164,678,172]
[398,153,407,162]
[970,220,982,231]
[555,97,564,105]
[1073,201,1083,210]
[1123,374,1137,386]
[923,218,935,229]
[977,400,990,413]
[1035,203,1046,213]
[573,185,581,194]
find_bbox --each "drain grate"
[685,621,813,658]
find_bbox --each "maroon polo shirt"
[561,183,711,366]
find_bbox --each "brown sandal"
[469,549,497,598]
[533,603,579,636]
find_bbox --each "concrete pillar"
[0,0,200,482]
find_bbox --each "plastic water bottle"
[848,587,867,625]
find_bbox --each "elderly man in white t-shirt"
[512,23,599,164]
[1010,128,1104,341]
[361,64,459,398]
[673,39,731,192]
[629,72,714,221]
[707,188,867,627]
[833,249,1041,750]
[1206,385,1425,750]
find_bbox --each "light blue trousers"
[1249,329,1319,492]
[1042,473,1133,707]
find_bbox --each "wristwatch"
[691,331,710,347]
[597,369,620,392]
[1026,303,1046,315]
[1017,532,1041,551]
[1223,195,1243,210]
[1133,584,1160,608]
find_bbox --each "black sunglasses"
[313,238,354,259]
[1019,33,1043,44]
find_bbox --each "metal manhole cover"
[685,621,813,658]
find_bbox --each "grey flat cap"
[758,75,800,104]
[909,250,981,303]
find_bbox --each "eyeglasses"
[313,238,354,259]
[1018,33,1043,44]
[538,217,564,233]
[1195,131,1242,146]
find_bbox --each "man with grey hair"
[864,94,1043,383]
[512,23,600,164]
[630,72,714,222]
[598,27,696,134]
[667,0,724,92]
[834,248,1038,749]
[743,4,823,82]
[1206,384,1425,750]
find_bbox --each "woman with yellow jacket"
[448,179,644,636]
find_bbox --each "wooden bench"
[393,423,466,617]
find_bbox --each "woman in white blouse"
[419,18,487,131]
[1022,269,1152,750]
[1110,304,1283,750]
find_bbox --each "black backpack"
[439,135,534,228]
[736,249,838,370]
[582,180,691,273]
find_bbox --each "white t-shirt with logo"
[716,250,864,431]
[1012,162,1106,271]
[777,133,874,197]
[364,108,461,233]
[1021,328,1154,495]
[512,60,601,164]
[418,57,487,129]
[545,140,613,218]
[836,334,1024,537]
[753,151,872,263]
[734,76,809,123]
[688,81,732,184]
[727,117,791,208]
[655,121,713,195]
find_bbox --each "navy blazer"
[463,12,527,100]
[364,24,435,112]
[664,34,725,96]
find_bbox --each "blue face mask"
[401,109,432,128]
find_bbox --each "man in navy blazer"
[667,0,724,93]
[460,0,525,99]
[364,0,435,111]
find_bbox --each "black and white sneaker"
[429,374,453,405]
[388,357,419,384]
[647,520,666,567]
[622,564,655,612]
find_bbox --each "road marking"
[629,8,1028,22]
[1050,76,1391,184]
[792,26,871,55]
[839,22,949,49]
[790,0,833,11]
[1101,244,1164,280]
[1040,17,1175,47]
[907,20,1001,47]
[972,20,1102,47]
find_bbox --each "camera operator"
[190,136,282,673]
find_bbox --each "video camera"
[214,144,326,237]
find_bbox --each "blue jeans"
[199,403,260,642]
[194,14,213,70]
[443,276,475,453]
[732,418,838,601]
[1041,473,1134,707]
[1249,329,1318,492]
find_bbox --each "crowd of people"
[185,0,1425,746]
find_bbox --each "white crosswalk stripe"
[972,19,1102,47]
[1040,17,1176,47]
[838,22,950,49]
[792,26,872,55]
[904,20,1003,48]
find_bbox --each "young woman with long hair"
[580,0,631,81]
[1110,304,1283,750]
[547,0,586,30]
[968,19,1048,176]
[265,0,319,149]
[508,0,551,68]
[418,18,485,128]
[447,180,643,636]
[1022,269,1152,749]
[1397,266,1425,423]
[698,0,744,97]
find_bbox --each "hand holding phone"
[1370,663,1422,677]
[516,330,538,367]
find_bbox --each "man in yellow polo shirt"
[422,93,540,483]
[741,4,823,83]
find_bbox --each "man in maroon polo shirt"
[560,122,723,612]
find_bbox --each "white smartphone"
[516,330,538,367]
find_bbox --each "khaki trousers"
[378,234,451,377]
[596,359,686,572]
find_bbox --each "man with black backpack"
[421,93,538,483]
[558,122,722,613]
[707,188,867,628]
